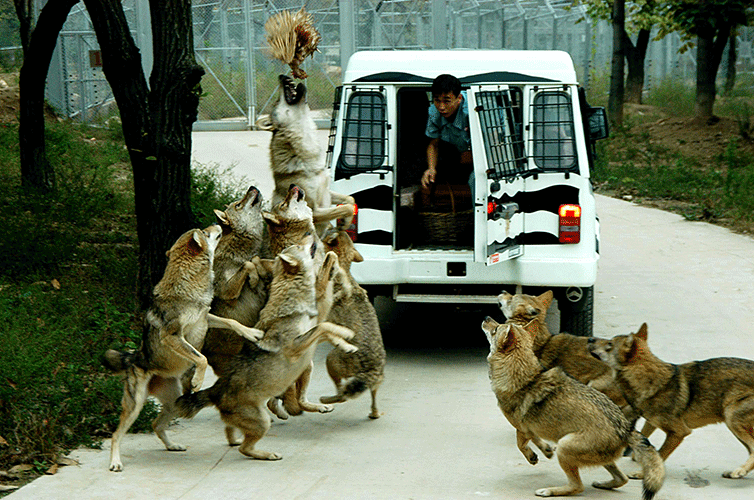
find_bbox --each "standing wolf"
[257,75,355,235]
[202,186,270,377]
[103,226,264,472]
[590,323,754,480]
[482,317,664,499]
[319,228,386,419]
[175,236,356,460]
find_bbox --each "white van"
[326,50,608,336]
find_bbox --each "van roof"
[342,50,578,85]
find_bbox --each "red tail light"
[338,203,358,242]
[559,204,581,244]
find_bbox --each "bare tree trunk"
[83,0,201,309]
[724,27,737,95]
[695,25,730,121]
[624,28,650,105]
[18,0,80,195]
[608,0,625,125]
[13,0,33,55]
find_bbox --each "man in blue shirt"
[421,74,472,189]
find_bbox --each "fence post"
[339,0,355,71]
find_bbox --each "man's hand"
[421,167,436,188]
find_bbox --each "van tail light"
[559,204,581,244]
[338,203,358,242]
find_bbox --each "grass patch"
[0,117,241,482]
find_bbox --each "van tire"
[558,286,593,337]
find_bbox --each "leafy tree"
[573,0,665,105]
[659,0,753,119]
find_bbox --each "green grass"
[0,117,241,480]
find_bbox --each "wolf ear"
[255,114,274,131]
[188,229,206,256]
[352,248,364,263]
[522,319,539,339]
[498,324,517,353]
[214,209,230,226]
[635,323,648,341]
[279,253,300,274]
[538,290,554,310]
[262,211,282,227]
[259,258,275,275]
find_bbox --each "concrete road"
[7,131,754,500]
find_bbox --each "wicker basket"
[416,183,473,244]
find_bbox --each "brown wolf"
[257,75,355,235]
[175,236,356,460]
[482,317,664,499]
[319,228,386,419]
[202,185,270,377]
[103,225,264,472]
[498,290,626,407]
[590,323,754,479]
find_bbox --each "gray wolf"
[103,225,264,472]
[589,323,754,479]
[482,317,664,499]
[257,75,355,235]
[499,290,626,407]
[202,185,270,377]
[319,228,386,419]
[175,236,356,460]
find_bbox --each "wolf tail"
[342,370,384,399]
[101,349,137,373]
[175,388,215,419]
[628,430,665,500]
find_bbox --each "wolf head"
[482,317,538,356]
[588,323,649,370]
[263,184,316,249]
[155,225,222,300]
[498,290,553,323]
[214,185,266,244]
[256,75,312,133]
[322,228,363,273]
[274,233,318,282]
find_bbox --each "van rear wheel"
[557,286,593,337]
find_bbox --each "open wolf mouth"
[279,75,306,105]
[238,185,260,209]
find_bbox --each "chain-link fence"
[0,0,751,129]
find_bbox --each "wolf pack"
[102,75,754,499]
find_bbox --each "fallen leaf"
[8,464,32,474]
[0,485,19,492]
[0,436,7,446]
[51,279,60,290]
[56,457,79,467]
[45,464,58,475]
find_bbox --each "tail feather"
[175,388,214,419]
[628,431,665,500]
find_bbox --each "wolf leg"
[207,313,264,343]
[593,462,628,490]
[516,430,540,465]
[722,400,754,478]
[312,203,355,229]
[320,353,345,405]
[368,385,381,419]
[109,368,150,472]
[151,376,186,452]
[229,403,281,460]
[531,435,555,459]
[295,362,334,413]
[225,425,242,446]
[535,453,584,497]
[160,334,208,392]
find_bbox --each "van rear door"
[468,85,526,265]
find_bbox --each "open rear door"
[468,85,527,265]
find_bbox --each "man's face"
[433,91,462,120]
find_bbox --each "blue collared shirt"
[425,90,471,153]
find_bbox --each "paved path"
[7,131,754,499]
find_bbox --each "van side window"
[531,91,576,170]
[476,88,526,181]
[337,91,388,178]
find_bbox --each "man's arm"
[422,138,439,188]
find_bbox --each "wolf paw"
[541,444,555,459]
[628,470,644,480]
[525,452,539,465]
[241,448,282,460]
[723,468,748,479]
[190,376,204,392]
[165,443,187,452]
[109,460,123,472]
[534,488,553,497]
